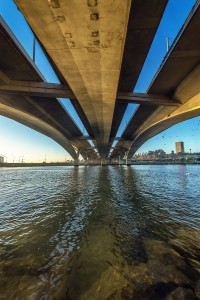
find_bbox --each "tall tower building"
[175,142,184,154]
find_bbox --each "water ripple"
[0,165,199,299]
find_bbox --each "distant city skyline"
[0,0,199,162]
[135,116,200,155]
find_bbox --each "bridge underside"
[1,1,200,160]
[0,17,98,161]
[110,1,200,159]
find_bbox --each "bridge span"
[0,1,200,160]
[0,16,98,161]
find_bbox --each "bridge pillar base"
[74,159,79,167]
[101,160,106,166]
[126,160,131,166]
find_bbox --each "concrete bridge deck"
[0,1,200,160]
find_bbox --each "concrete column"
[101,159,106,166]
[74,149,80,167]
[74,159,79,167]
[125,151,129,166]
[118,156,120,166]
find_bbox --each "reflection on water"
[0,165,199,299]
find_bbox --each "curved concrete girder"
[0,102,78,160]
[0,94,99,159]
[79,149,87,161]
[71,138,98,160]
[120,3,200,153]
[118,60,200,158]
[78,148,98,161]
[127,93,200,158]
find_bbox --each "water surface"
[0,165,199,299]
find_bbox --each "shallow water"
[0,165,199,299]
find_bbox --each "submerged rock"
[195,280,200,299]
[166,287,198,300]
[169,228,200,261]
[143,238,187,268]
[80,266,129,300]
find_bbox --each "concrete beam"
[148,1,200,95]
[69,136,93,140]
[117,92,181,106]
[0,80,75,99]
[0,71,10,84]
[85,147,96,150]
[0,81,181,107]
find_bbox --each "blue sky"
[0,0,199,162]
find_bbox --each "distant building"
[0,156,4,163]
[175,142,184,154]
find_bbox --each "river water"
[0,165,199,300]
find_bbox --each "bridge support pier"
[125,151,131,166]
[74,159,79,167]
[101,159,106,166]
[74,149,80,167]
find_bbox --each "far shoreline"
[0,162,199,168]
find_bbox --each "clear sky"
[0,0,199,162]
